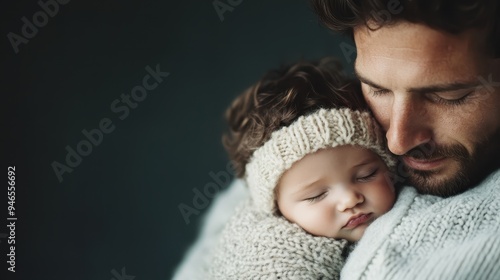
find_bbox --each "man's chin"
[404,162,471,197]
[399,128,500,197]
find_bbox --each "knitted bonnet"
[245,107,395,213]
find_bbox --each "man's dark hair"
[310,0,500,57]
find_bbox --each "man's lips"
[343,213,373,229]
[402,156,446,171]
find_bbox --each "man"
[308,0,500,279]
[173,1,500,279]
[311,0,500,197]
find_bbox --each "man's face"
[354,21,500,196]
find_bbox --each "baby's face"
[276,146,395,242]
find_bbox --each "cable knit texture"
[341,169,500,280]
[245,108,395,213]
[208,198,349,280]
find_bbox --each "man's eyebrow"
[354,68,481,94]
[406,82,481,94]
[354,68,387,90]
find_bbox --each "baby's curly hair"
[223,57,368,178]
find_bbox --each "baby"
[207,58,397,279]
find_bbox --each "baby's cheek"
[301,207,337,237]
[383,193,396,213]
[373,182,396,213]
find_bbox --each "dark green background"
[2,1,351,279]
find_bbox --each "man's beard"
[400,129,500,197]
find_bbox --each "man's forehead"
[353,22,483,61]
[352,22,487,89]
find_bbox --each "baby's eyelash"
[306,192,328,203]
[357,168,379,182]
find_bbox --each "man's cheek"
[361,86,391,129]
[368,101,391,130]
[460,103,499,143]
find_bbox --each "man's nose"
[336,187,364,212]
[386,95,432,155]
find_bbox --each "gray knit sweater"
[175,170,500,280]
[342,169,500,280]
[207,198,348,279]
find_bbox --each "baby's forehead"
[276,146,384,191]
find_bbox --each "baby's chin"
[334,223,370,242]
[299,227,366,242]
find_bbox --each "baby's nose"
[336,188,364,212]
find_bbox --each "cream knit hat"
[245,107,395,213]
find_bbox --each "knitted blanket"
[341,169,500,280]
[207,198,349,280]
